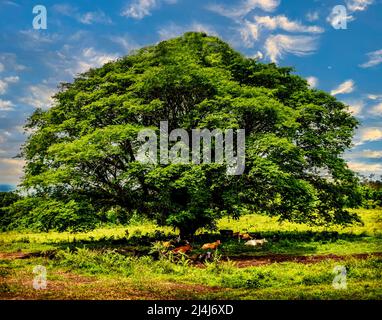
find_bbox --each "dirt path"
[2,250,381,266]
[0,269,223,300]
[225,252,382,268]
[0,250,56,260]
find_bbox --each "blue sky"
[0,0,381,187]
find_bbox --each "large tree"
[19,32,362,236]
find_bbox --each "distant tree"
[18,32,362,236]
[0,191,21,230]
[360,175,382,208]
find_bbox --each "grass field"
[1,208,381,300]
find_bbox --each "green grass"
[1,208,380,256]
[1,208,381,299]
[1,249,381,299]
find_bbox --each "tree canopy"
[15,32,362,235]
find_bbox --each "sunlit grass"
[2,249,381,299]
[0,208,381,300]
[0,208,381,256]
[217,208,382,237]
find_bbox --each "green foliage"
[361,180,382,209]
[19,32,361,234]
[4,196,97,232]
[0,192,21,230]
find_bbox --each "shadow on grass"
[16,229,375,259]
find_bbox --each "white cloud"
[19,29,58,45]
[208,0,280,19]
[52,4,76,15]
[0,63,4,73]
[345,149,382,160]
[330,80,355,96]
[78,10,112,25]
[53,4,112,25]
[0,158,25,185]
[122,0,177,19]
[0,53,26,72]
[347,161,382,176]
[306,76,318,88]
[360,150,382,158]
[253,51,263,59]
[346,100,364,116]
[369,102,382,116]
[254,15,324,33]
[0,75,20,95]
[0,99,14,111]
[4,76,19,83]
[158,22,218,41]
[345,0,374,12]
[239,20,260,47]
[77,48,118,72]
[358,127,382,144]
[110,35,139,53]
[367,94,382,100]
[20,84,56,109]
[123,0,156,19]
[52,46,119,77]
[0,80,7,95]
[359,49,382,68]
[264,34,318,63]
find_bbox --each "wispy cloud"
[264,34,318,63]
[345,99,364,116]
[19,84,56,109]
[330,80,355,96]
[367,93,382,100]
[19,30,58,45]
[360,150,382,158]
[122,0,178,19]
[109,35,139,53]
[122,0,157,19]
[239,20,260,47]
[0,158,25,185]
[347,161,382,176]
[0,80,7,95]
[0,54,26,72]
[254,15,324,33]
[207,0,280,19]
[47,45,119,79]
[357,127,382,144]
[53,4,112,25]
[4,76,19,83]
[78,10,112,25]
[0,99,14,111]
[345,0,374,12]
[369,102,382,116]
[0,76,20,95]
[360,49,382,68]
[75,47,119,73]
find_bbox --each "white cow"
[245,239,268,247]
